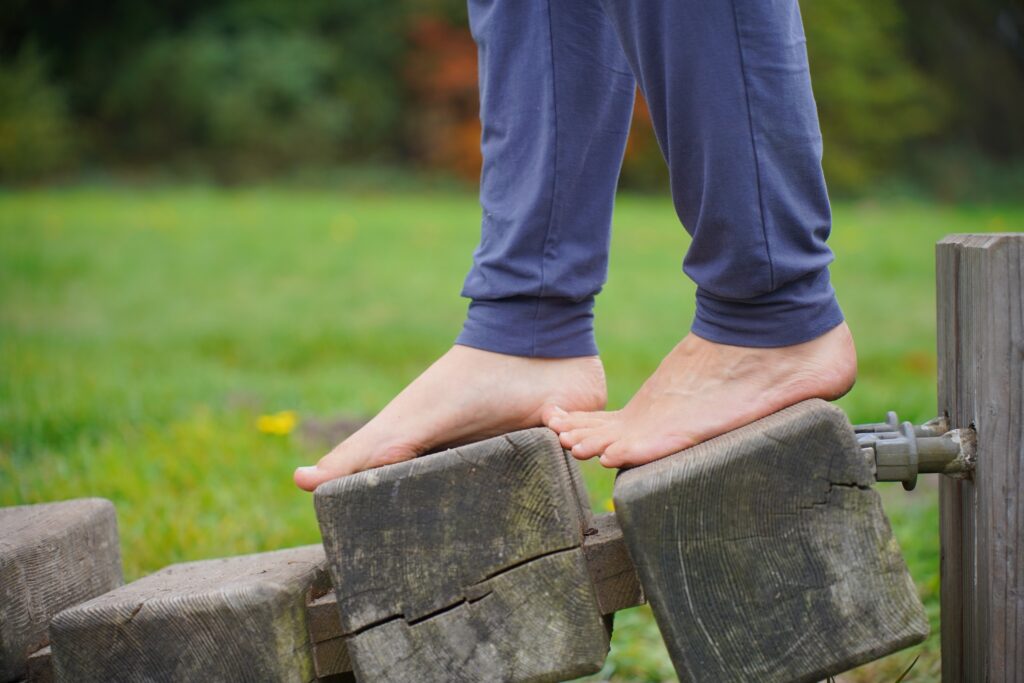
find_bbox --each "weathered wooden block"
[614,399,929,683]
[582,513,644,616]
[310,636,352,682]
[49,545,329,682]
[306,592,352,681]
[315,428,610,683]
[0,498,122,683]
[25,646,52,683]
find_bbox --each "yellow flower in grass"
[257,410,298,436]
[603,498,615,512]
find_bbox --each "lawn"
[1,186,1019,681]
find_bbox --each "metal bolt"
[855,414,975,489]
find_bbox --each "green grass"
[1,186,1020,681]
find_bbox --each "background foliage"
[1,0,1022,194]
[2,3,1021,681]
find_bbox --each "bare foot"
[294,345,606,490]
[544,323,857,468]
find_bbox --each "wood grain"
[315,428,608,682]
[49,545,328,682]
[307,511,644,628]
[937,233,1024,683]
[0,498,122,682]
[582,513,644,615]
[311,636,351,680]
[307,592,343,644]
[346,550,607,682]
[614,399,928,683]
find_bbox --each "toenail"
[295,466,318,475]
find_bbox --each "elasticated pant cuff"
[456,296,598,358]
[691,269,845,348]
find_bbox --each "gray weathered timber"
[937,234,1024,683]
[307,592,343,643]
[347,551,605,682]
[311,637,352,681]
[582,513,644,615]
[307,511,644,626]
[25,647,51,683]
[307,592,351,679]
[614,399,929,683]
[50,545,328,682]
[315,428,609,682]
[0,498,122,683]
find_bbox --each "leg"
[547,0,857,467]
[295,0,635,490]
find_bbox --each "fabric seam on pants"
[533,0,562,356]
[728,0,776,292]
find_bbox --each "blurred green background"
[2,0,1024,196]
[1,1,1022,681]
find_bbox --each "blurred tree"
[0,0,1019,193]
[0,46,74,181]
[898,0,1024,158]
[404,15,481,181]
[100,28,353,177]
[803,0,947,192]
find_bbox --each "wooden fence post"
[937,234,1024,682]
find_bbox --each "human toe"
[293,465,336,492]
[571,431,616,460]
[558,427,594,450]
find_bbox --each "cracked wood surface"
[937,234,1024,683]
[306,512,642,636]
[314,428,609,682]
[0,498,122,683]
[614,399,928,683]
[347,550,605,682]
[49,545,328,682]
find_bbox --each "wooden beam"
[25,646,52,683]
[937,234,1024,682]
[582,512,644,615]
[49,545,328,681]
[307,592,343,644]
[305,511,644,638]
[314,428,610,682]
[613,399,929,682]
[311,636,352,681]
[0,498,122,682]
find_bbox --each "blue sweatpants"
[456,0,844,358]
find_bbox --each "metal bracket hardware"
[854,414,976,490]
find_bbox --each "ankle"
[779,323,858,400]
[546,355,608,413]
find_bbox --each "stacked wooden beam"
[3,401,929,683]
[1,499,122,683]
[312,401,928,683]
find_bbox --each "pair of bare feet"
[293,323,857,491]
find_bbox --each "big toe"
[294,442,419,491]
[293,465,334,492]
